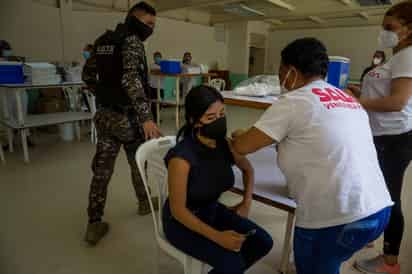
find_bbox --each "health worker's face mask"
[280,68,297,94]
[378,30,400,49]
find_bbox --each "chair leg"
[279,212,295,274]
[184,256,204,274]
[7,128,14,152]
[0,143,5,164]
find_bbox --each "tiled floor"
[0,112,411,274]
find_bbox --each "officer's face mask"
[127,16,153,42]
[199,117,227,140]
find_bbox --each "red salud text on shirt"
[312,87,362,110]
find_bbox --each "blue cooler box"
[327,56,350,89]
[160,60,182,74]
[0,62,24,84]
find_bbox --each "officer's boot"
[85,222,109,246]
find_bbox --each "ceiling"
[34,0,404,30]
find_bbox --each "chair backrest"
[136,136,176,238]
[210,78,226,91]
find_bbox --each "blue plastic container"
[160,60,181,74]
[0,62,24,84]
[327,56,350,89]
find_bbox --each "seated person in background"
[149,51,164,122]
[182,51,192,65]
[0,40,13,61]
[181,52,195,95]
[0,40,24,62]
[231,38,393,274]
[348,50,386,97]
[82,44,94,61]
[163,85,273,274]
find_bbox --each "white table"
[221,91,278,110]
[232,147,296,274]
[0,82,93,163]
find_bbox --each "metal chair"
[136,136,207,274]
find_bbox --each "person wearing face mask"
[149,51,164,122]
[361,51,386,82]
[82,1,162,246]
[182,52,192,65]
[352,2,412,274]
[163,85,273,274]
[0,40,13,61]
[347,51,387,98]
[231,38,393,274]
[82,44,94,61]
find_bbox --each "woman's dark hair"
[127,1,156,18]
[281,38,329,78]
[386,1,412,41]
[177,85,224,141]
[386,1,412,25]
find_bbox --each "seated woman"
[232,38,393,274]
[162,85,273,274]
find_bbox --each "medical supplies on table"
[24,63,62,85]
[0,61,24,84]
[234,75,281,97]
[327,56,350,90]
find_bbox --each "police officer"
[82,2,161,245]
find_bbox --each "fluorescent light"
[224,3,265,17]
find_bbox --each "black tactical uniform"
[82,19,153,224]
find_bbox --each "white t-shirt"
[255,80,393,229]
[362,46,412,136]
[149,63,164,89]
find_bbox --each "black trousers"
[374,130,412,256]
[163,202,273,274]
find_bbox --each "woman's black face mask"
[199,117,227,140]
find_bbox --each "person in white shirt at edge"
[149,51,164,122]
[231,38,394,274]
[345,2,412,274]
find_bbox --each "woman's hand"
[215,230,246,252]
[230,199,252,218]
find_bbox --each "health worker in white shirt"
[231,38,393,274]
[350,2,412,274]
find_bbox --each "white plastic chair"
[209,78,226,91]
[83,90,98,144]
[136,136,207,274]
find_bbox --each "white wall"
[227,22,249,75]
[267,26,389,79]
[0,0,227,69]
